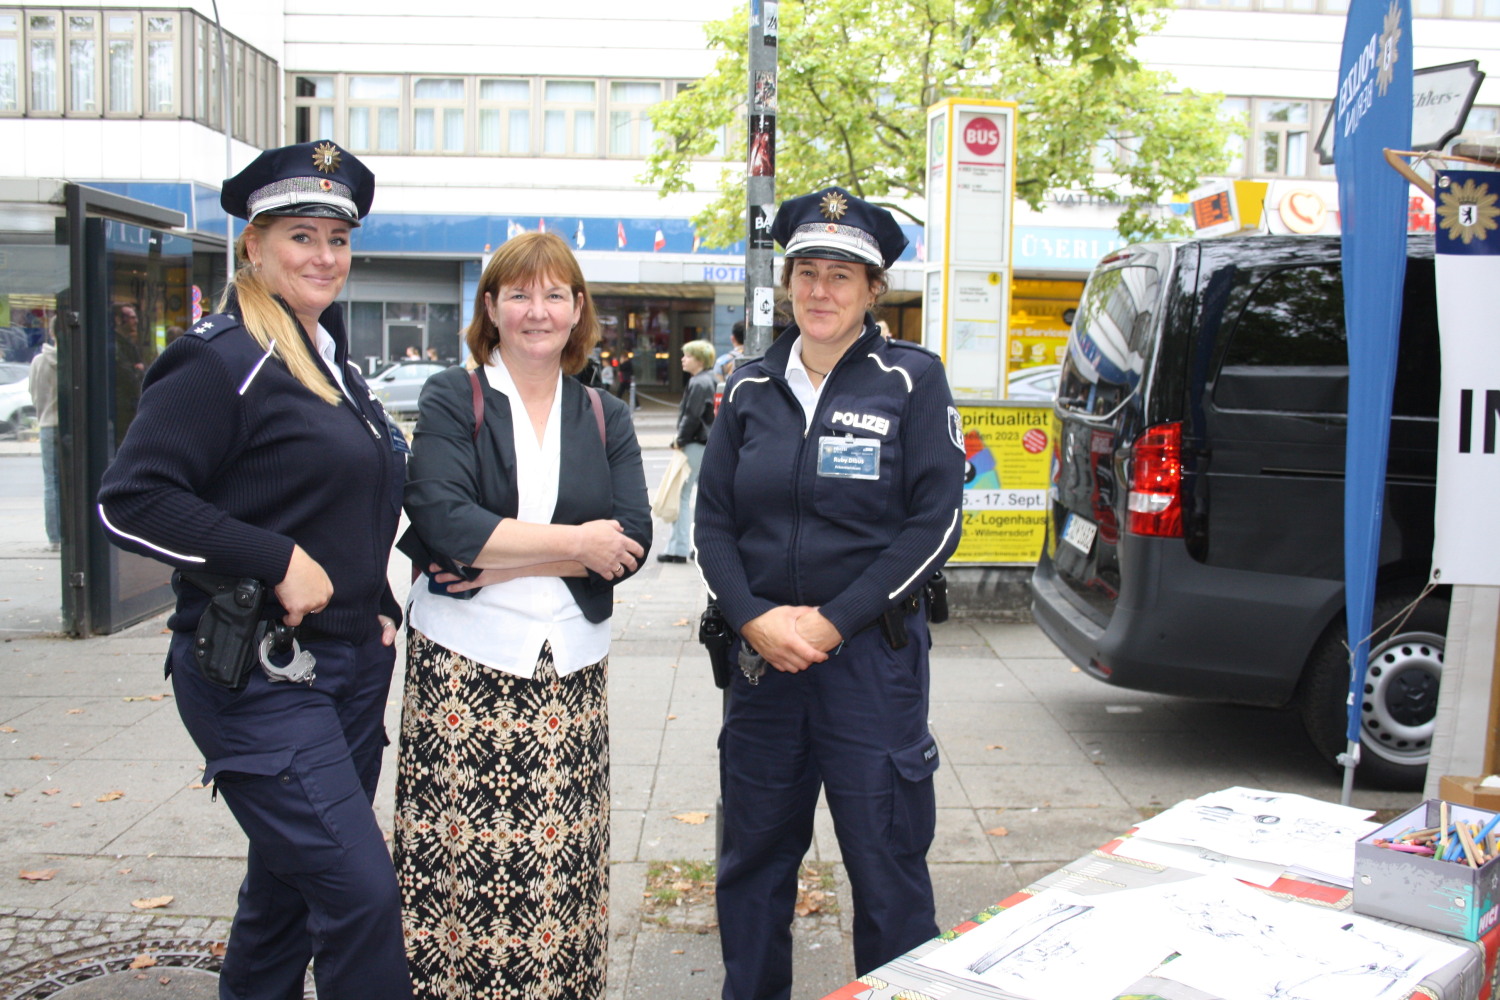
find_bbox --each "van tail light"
[1127,422,1184,538]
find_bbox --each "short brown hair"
[465,232,599,374]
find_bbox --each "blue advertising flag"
[1333,0,1413,769]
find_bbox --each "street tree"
[644,0,1236,245]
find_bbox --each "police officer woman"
[695,188,966,1000]
[98,142,412,1000]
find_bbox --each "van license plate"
[1062,514,1097,554]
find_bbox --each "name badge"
[817,436,881,480]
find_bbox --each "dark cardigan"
[399,365,652,623]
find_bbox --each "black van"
[1030,233,1446,789]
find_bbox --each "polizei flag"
[1431,168,1500,585]
[1332,0,1412,774]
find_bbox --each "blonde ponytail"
[219,224,342,406]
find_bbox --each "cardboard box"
[1354,799,1500,940]
[1439,775,1500,811]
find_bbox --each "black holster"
[925,570,949,624]
[698,601,735,690]
[180,571,267,690]
[878,604,911,650]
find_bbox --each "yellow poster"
[953,403,1053,564]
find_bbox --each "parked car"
[1030,234,1444,789]
[0,361,34,436]
[369,360,447,416]
[1006,363,1061,402]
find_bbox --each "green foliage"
[643,0,1238,246]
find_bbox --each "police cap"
[770,187,908,269]
[220,140,375,227]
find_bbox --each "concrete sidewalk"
[0,409,1419,999]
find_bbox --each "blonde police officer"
[98,141,412,1000]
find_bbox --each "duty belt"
[852,591,923,650]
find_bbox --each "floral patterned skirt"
[393,628,609,1000]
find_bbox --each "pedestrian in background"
[394,231,651,1000]
[657,338,716,564]
[695,187,965,1000]
[27,322,59,550]
[98,141,413,1000]
[615,351,635,403]
[714,321,746,380]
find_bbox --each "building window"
[194,16,215,129]
[230,39,245,139]
[0,14,18,112]
[28,13,58,112]
[543,79,595,155]
[1,8,264,134]
[106,13,135,113]
[293,74,334,143]
[145,14,175,113]
[66,13,98,114]
[1092,132,1142,172]
[608,80,660,156]
[348,74,400,152]
[1221,97,1249,175]
[1466,105,1500,132]
[1257,99,1310,175]
[478,78,529,154]
[413,77,464,153]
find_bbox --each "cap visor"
[783,243,879,267]
[251,203,361,227]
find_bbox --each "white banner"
[1431,169,1500,585]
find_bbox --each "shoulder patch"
[947,406,964,450]
[186,312,243,341]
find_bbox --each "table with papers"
[818,788,1499,1000]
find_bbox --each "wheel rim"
[1360,629,1444,767]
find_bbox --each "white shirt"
[312,324,352,402]
[785,336,827,429]
[407,355,609,679]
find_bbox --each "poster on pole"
[1431,167,1500,585]
[953,403,1053,564]
[948,270,1007,399]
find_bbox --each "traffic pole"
[744,0,778,358]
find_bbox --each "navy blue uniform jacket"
[695,320,965,640]
[97,296,405,643]
[399,365,652,624]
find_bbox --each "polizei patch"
[830,410,891,436]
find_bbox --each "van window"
[1057,264,1159,416]
[1224,265,1346,368]
[1216,260,1438,418]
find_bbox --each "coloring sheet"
[1130,787,1379,884]
[916,875,1464,1000]
[1126,877,1467,1000]
[915,888,1177,1000]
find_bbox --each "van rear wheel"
[1297,594,1448,791]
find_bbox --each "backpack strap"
[585,386,606,446]
[469,369,484,441]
